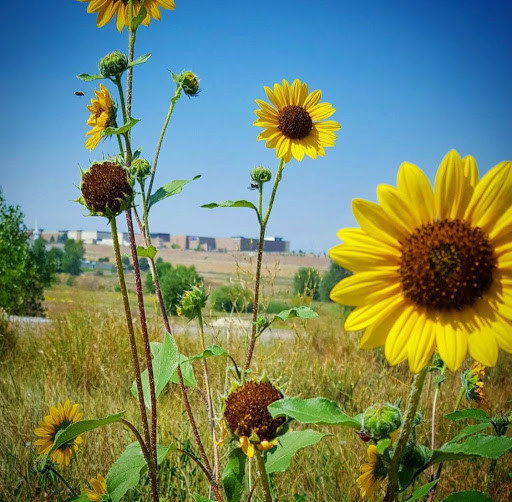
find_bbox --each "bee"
[248,183,259,190]
[74,91,85,97]
[356,431,371,442]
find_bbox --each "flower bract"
[33,399,83,466]
[330,150,512,372]
[254,79,340,163]
[86,83,117,151]
[79,0,175,32]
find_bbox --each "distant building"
[170,235,289,252]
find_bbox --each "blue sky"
[1,0,511,252]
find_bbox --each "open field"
[1,257,511,501]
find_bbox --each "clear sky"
[1,0,511,253]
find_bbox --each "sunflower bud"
[491,412,511,436]
[402,443,429,468]
[178,285,208,320]
[250,166,272,185]
[461,362,486,406]
[131,158,151,181]
[99,51,129,78]
[78,161,133,218]
[362,403,402,440]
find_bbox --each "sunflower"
[330,150,512,372]
[85,473,108,501]
[85,84,117,151]
[34,400,83,466]
[462,362,487,406]
[254,79,341,163]
[357,444,387,499]
[79,0,175,32]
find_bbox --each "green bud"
[491,412,511,436]
[402,443,429,468]
[180,70,200,97]
[131,158,151,181]
[99,51,128,78]
[178,285,207,320]
[362,403,402,439]
[250,166,272,185]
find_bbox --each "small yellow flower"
[33,400,83,466]
[254,79,340,163]
[357,444,387,499]
[86,84,117,151]
[79,0,176,32]
[85,473,107,501]
[463,362,487,406]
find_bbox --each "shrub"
[319,261,352,302]
[293,267,321,300]
[138,257,149,272]
[0,309,17,359]
[61,239,85,276]
[210,285,253,313]
[266,300,290,314]
[145,260,202,315]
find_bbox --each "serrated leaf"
[222,448,246,502]
[201,199,259,219]
[430,434,512,464]
[128,52,152,67]
[448,422,491,443]
[49,411,125,456]
[273,306,318,322]
[136,245,158,260]
[131,332,180,408]
[104,117,140,136]
[445,409,491,422]
[130,3,147,31]
[76,73,103,81]
[107,442,172,502]
[268,397,361,428]
[185,345,228,362]
[265,429,328,474]
[441,491,493,502]
[170,357,197,388]
[406,479,439,501]
[149,175,201,209]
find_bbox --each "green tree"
[47,247,64,273]
[145,260,201,314]
[319,261,352,302]
[210,285,253,313]
[293,267,321,300]
[61,239,85,276]
[0,187,45,316]
[31,238,58,286]
[138,257,149,272]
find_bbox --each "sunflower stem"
[120,418,150,462]
[255,449,273,502]
[430,363,446,477]
[244,158,285,371]
[48,465,77,497]
[384,366,428,502]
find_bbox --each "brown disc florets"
[278,105,313,140]
[81,162,132,216]
[224,381,285,441]
[400,219,496,311]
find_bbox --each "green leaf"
[104,117,140,136]
[445,409,491,422]
[406,479,439,501]
[193,495,214,502]
[376,438,391,455]
[265,429,328,474]
[441,491,493,502]
[185,345,228,362]
[131,332,180,408]
[128,53,151,67]
[268,397,361,428]
[149,175,201,209]
[130,4,147,31]
[448,422,491,443]
[273,306,318,322]
[136,245,158,260]
[201,199,259,218]
[222,448,246,502]
[430,434,512,464]
[65,494,91,502]
[76,73,103,81]
[107,442,172,502]
[170,357,197,388]
[398,465,416,492]
[49,411,125,456]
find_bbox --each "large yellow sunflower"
[330,150,512,372]
[34,400,83,466]
[254,79,341,163]
[86,83,117,151]
[85,473,108,501]
[357,444,387,499]
[79,0,175,32]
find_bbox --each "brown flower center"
[399,219,496,311]
[277,105,313,140]
[224,381,285,441]
[81,162,132,216]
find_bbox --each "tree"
[32,238,58,286]
[0,187,45,316]
[293,267,321,300]
[145,260,201,314]
[47,247,64,273]
[319,261,352,302]
[61,239,85,276]
[138,257,149,272]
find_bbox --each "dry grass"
[1,280,511,501]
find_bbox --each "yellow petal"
[385,306,419,366]
[377,184,419,236]
[436,322,468,371]
[434,150,468,219]
[344,294,404,331]
[468,329,498,367]
[407,314,436,372]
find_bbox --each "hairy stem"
[384,367,428,502]
[430,364,446,477]
[255,449,273,502]
[120,418,151,462]
[49,466,77,497]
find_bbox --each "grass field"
[1,258,511,501]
